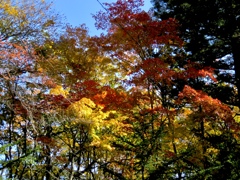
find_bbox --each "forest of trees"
[0,0,240,179]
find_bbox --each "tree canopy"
[151,0,240,106]
[0,0,240,179]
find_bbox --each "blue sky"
[51,0,153,36]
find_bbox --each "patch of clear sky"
[50,0,153,36]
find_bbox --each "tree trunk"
[231,37,240,107]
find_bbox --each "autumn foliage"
[0,0,240,179]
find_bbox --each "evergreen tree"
[151,0,240,106]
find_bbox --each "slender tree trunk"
[231,37,240,107]
[45,145,52,180]
[8,116,13,179]
[141,165,145,180]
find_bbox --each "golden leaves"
[66,97,96,120]
[50,85,69,98]
[0,2,20,17]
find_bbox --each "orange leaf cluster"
[178,85,239,131]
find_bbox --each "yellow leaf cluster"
[0,1,20,17]
[65,98,131,151]
[66,98,114,150]
[233,106,240,123]
[50,85,69,98]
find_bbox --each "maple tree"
[0,0,240,179]
[0,39,51,178]
[42,25,122,87]
[0,0,60,179]
[92,0,240,179]
[0,0,59,43]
